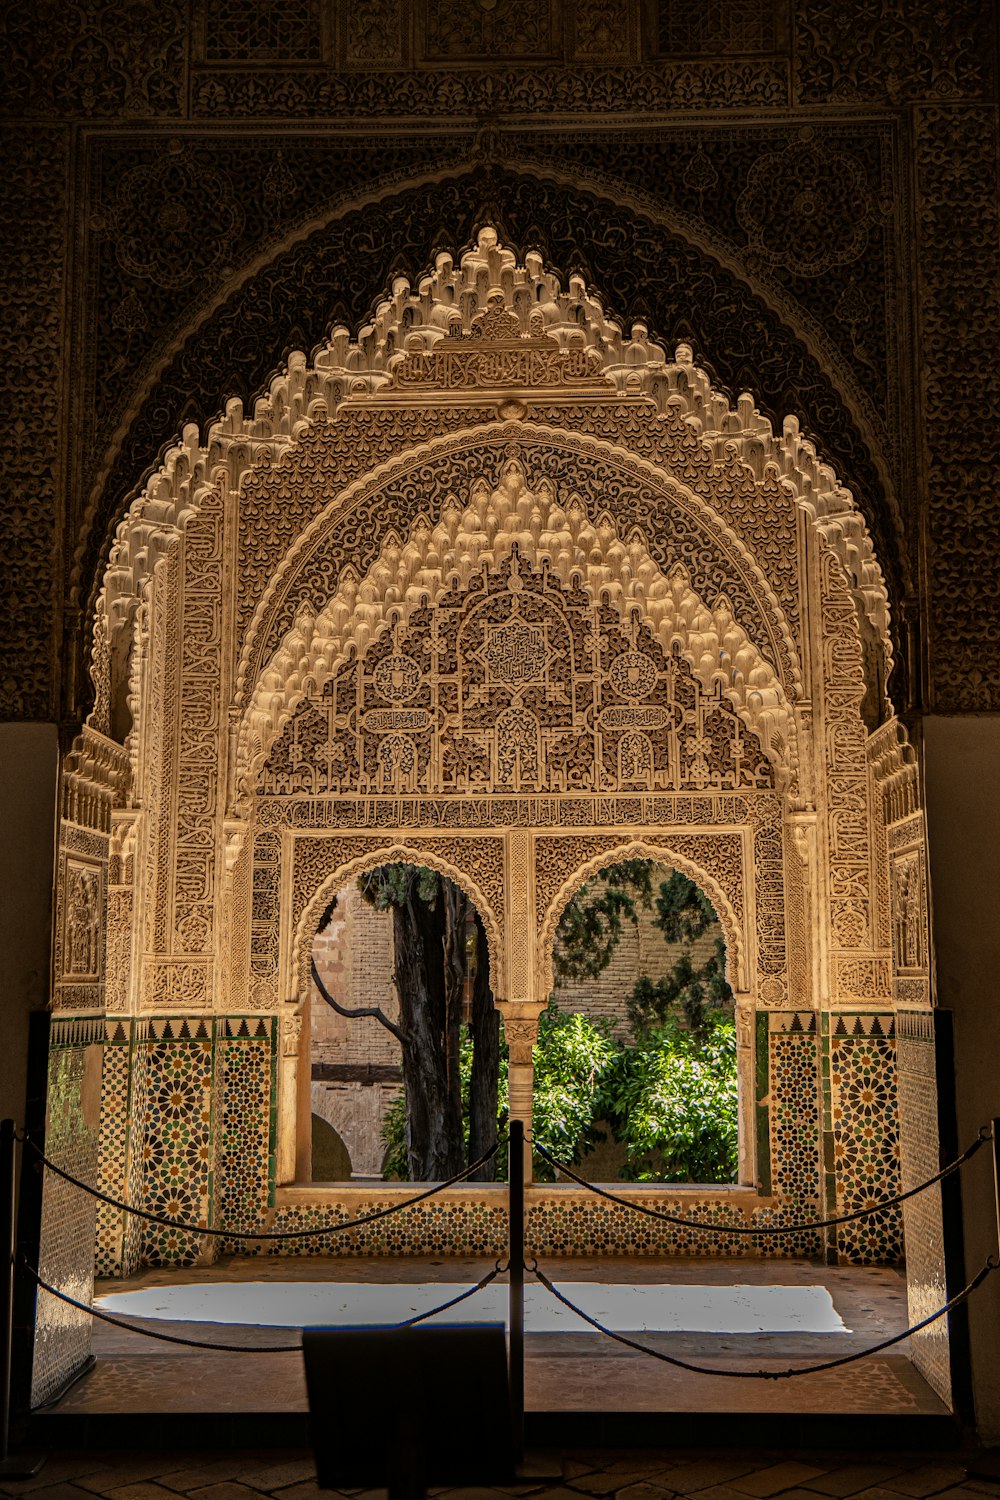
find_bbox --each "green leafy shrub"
[380,1090,408,1181]
[382,1002,737,1188]
[530,1002,617,1180]
[605,1014,738,1183]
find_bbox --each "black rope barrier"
[396,1261,508,1329]
[531,1130,989,1237]
[528,1255,1000,1381]
[19,1133,504,1242]
[23,1260,506,1355]
[19,1124,992,1246]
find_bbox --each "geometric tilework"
[217,1035,273,1239]
[831,1013,897,1038]
[122,1035,149,1274]
[140,1036,215,1267]
[220,1015,272,1039]
[263,1196,510,1259]
[94,1040,131,1277]
[91,1019,279,1274]
[827,1021,903,1265]
[767,1011,818,1034]
[768,1027,822,1203]
[147,1016,213,1041]
[95,1021,150,1279]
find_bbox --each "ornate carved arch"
[240,451,798,798]
[291,842,505,1005]
[234,421,806,714]
[91,229,893,726]
[535,837,746,1001]
[77,163,904,669]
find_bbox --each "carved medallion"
[609,650,658,699]
[373,653,422,702]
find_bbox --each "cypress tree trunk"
[467,910,500,1180]
[356,866,502,1181]
[392,877,465,1181]
[441,880,467,1140]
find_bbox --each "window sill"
[276,1180,772,1204]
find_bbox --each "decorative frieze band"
[257,791,775,830]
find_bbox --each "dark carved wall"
[1,0,997,718]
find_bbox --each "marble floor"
[40,1256,948,1420]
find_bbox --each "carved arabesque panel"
[260,540,775,805]
[171,480,225,964]
[915,106,1000,709]
[241,430,802,718]
[819,543,890,1000]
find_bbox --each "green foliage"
[379,1090,409,1181]
[626,936,732,1038]
[604,1014,738,1183]
[529,1002,617,1181]
[653,870,717,944]
[552,860,654,982]
[358,863,440,912]
[382,1003,736,1186]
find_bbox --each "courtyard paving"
[2,1444,999,1500]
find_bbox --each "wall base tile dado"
[91,1018,278,1275]
[216,1022,276,1243]
[139,1034,215,1267]
[94,1018,148,1278]
[31,1033,103,1407]
[897,1009,952,1407]
[90,1004,901,1266]
[766,1013,822,1256]
[242,1184,827,1260]
[822,1013,902,1266]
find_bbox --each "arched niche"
[539,845,754,1186]
[536,838,746,1000]
[278,839,502,1186]
[69,229,933,1327]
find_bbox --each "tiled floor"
[46,1258,942,1420]
[1,1444,996,1500]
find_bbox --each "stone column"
[498,828,543,1178]
[494,1000,546,1182]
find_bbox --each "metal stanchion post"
[991,1119,1000,1260]
[0,1119,43,1479]
[508,1118,524,1468]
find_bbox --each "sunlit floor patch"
[96,1281,848,1334]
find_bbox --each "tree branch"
[310,957,408,1046]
